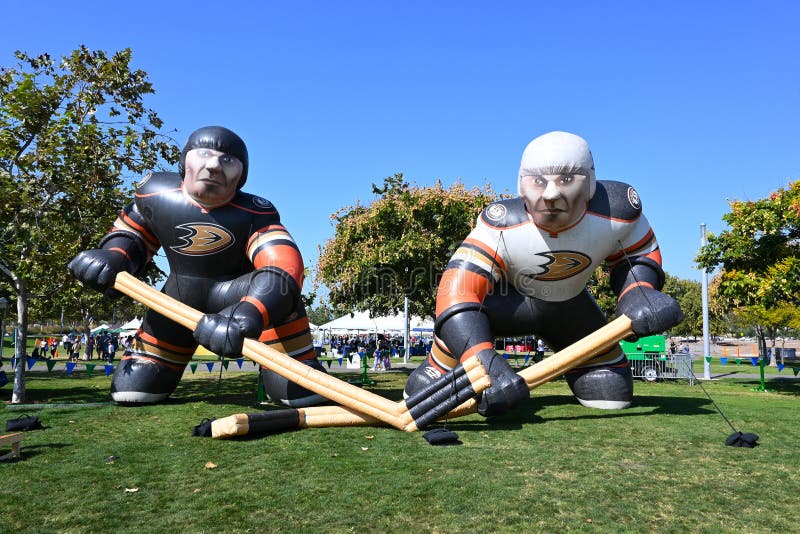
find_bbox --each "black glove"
[476,349,529,417]
[616,286,684,337]
[68,249,131,298]
[193,301,264,358]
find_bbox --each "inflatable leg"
[565,361,633,409]
[111,309,195,404]
[260,358,329,408]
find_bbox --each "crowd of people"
[324,333,434,370]
[31,331,134,363]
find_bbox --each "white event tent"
[319,311,433,334]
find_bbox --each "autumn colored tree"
[317,174,500,318]
[0,47,178,401]
[696,180,800,361]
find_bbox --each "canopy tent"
[319,311,433,334]
[90,323,111,334]
[117,317,142,335]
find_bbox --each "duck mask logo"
[171,223,235,256]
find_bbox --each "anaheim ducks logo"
[171,223,235,256]
[532,251,592,281]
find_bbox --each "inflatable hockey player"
[404,131,683,414]
[69,126,327,406]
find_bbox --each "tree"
[317,173,501,317]
[0,47,178,402]
[662,274,703,337]
[588,265,700,337]
[696,180,800,361]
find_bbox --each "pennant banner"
[337,358,343,366]
[85,364,95,377]
[190,363,198,374]
[777,363,785,372]
[66,362,76,375]
[27,357,37,370]
[46,360,57,372]
[105,364,114,376]
[222,360,229,370]
[236,358,244,369]
[205,362,214,373]
[750,357,758,366]
[10,357,16,369]
[720,357,727,366]
[704,357,712,363]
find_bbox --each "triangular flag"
[735,358,741,365]
[205,362,214,373]
[326,360,331,368]
[793,368,800,376]
[46,359,57,372]
[524,355,530,364]
[222,360,229,370]
[777,363,785,372]
[236,358,244,369]
[66,362,76,375]
[189,363,198,374]
[10,357,16,369]
[720,357,727,366]
[105,364,114,376]
[750,357,758,366]
[337,358,343,365]
[27,357,37,370]
[86,364,96,377]
[705,356,712,363]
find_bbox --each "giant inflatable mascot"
[404,131,683,415]
[69,126,327,406]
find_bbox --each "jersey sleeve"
[435,218,507,318]
[246,222,305,288]
[604,213,663,270]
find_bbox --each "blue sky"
[3,1,798,297]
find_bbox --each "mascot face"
[183,148,244,207]
[520,172,591,230]
[518,131,596,232]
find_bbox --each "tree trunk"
[11,279,28,403]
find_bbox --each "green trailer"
[619,335,676,382]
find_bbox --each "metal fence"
[627,353,694,385]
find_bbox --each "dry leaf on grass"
[205,461,218,469]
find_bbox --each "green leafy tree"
[696,180,800,361]
[662,274,703,337]
[317,173,501,318]
[0,47,178,402]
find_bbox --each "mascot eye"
[559,175,574,185]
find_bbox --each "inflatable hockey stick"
[208,314,635,438]
[113,272,490,431]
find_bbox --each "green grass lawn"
[2,366,799,533]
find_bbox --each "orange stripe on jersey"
[251,245,304,286]
[137,331,196,355]
[108,247,132,262]
[117,212,159,249]
[463,237,507,271]
[241,296,270,324]
[435,268,491,316]
[258,317,310,342]
[459,342,494,363]
[607,230,656,263]
[618,281,655,299]
[246,224,290,250]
